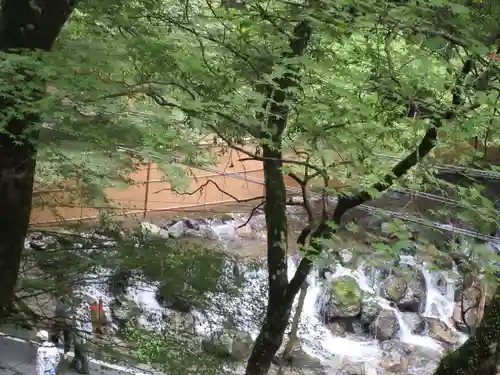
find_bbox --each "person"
[90,298,108,335]
[36,330,60,375]
[50,294,73,355]
[70,302,92,374]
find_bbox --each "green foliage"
[125,323,229,375]
[4,0,500,372]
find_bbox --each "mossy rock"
[381,275,407,303]
[329,276,362,317]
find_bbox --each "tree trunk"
[0,0,75,323]
[283,282,308,360]
[433,285,500,375]
[244,18,312,375]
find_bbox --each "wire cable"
[116,146,500,244]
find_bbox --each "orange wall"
[29,140,500,226]
[30,148,265,226]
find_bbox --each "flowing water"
[76,216,499,367]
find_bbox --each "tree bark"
[0,0,76,323]
[283,282,308,360]
[244,19,312,375]
[433,285,500,375]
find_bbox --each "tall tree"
[0,0,76,322]
[18,1,499,375]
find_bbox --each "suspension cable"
[374,152,500,180]
[118,146,499,244]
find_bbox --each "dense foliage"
[1,0,500,375]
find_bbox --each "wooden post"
[143,161,152,219]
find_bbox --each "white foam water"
[76,217,499,364]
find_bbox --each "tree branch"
[288,172,314,222]
[238,156,324,174]
[286,56,476,298]
[153,178,265,204]
[237,201,265,229]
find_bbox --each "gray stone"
[370,309,399,341]
[202,328,253,361]
[360,294,381,324]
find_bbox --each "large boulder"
[156,282,195,313]
[28,233,60,251]
[325,356,375,375]
[327,317,364,336]
[140,222,170,239]
[327,276,362,318]
[427,318,459,346]
[452,281,494,332]
[396,269,426,313]
[327,321,349,336]
[380,275,407,303]
[110,297,140,330]
[370,309,399,341]
[167,220,186,238]
[202,328,254,361]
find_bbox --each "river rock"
[427,318,459,345]
[381,275,407,303]
[162,309,195,334]
[110,297,139,330]
[327,317,364,336]
[201,328,253,361]
[379,352,409,373]
[396,269,426,313]
[327,321,349,336]
[327,276,362,318]
[370,309,399,341]
[379,340,411,373]
[168,221,185,238]
[338,249,355,267]
[29,234,59,250]
[401,312,425,334]
[406,345,442,369]
[325,356,376,375]
[452,281,493,332]
[360,294,381,324]
[155,282,194,313]
[182,219,201,230]
[140,222,170,239]
[284,346,324,370]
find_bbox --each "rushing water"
[77,217,499,366]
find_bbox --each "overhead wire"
[115,146,500,244]
[38,124,500,242]
[374,152,500,180]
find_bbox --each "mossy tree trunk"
[243,19,312,375]
[0,0,75,323]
